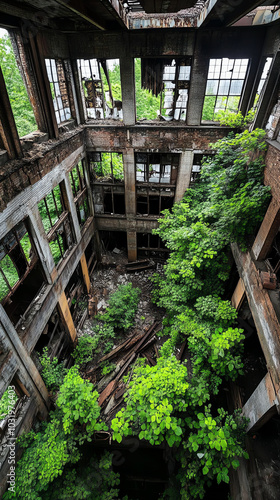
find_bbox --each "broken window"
[136,189,174,216]
[136,57,191,121]
[0,29,37,137]
[89,152,124,182]
[37,183,75,266]
[136,153,178,184]
[85,237,97,276]
[45,58,71,124]
[202,58,249,121]
[89,152,125,215]
[137,233,169,259]
[254,57,273,108]
[32,307,72,370]
[77,58,122,119]
[69,161,90,228]
[0,220,46,326]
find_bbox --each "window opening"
[254,57,273,109]
[137,233,169,259]
[135,153,178,184]
[77,58,122,119]
[69,161,90,228]
[38,183,75,266]
[45,58,71,125]
[136,191,174,216]
[136,58,191,121]
[0,29,37,137]
[85,237,97,276]
[89,152,125,215]
[202,58,249,121]
[0,220,46,326]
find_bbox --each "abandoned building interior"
[0,0,280,498]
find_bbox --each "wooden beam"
[80,252,91,293]
[252,200,280,261]
[231,278,246,311]
[58,291,77,342]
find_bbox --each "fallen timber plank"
[98,379,118,406]
[98,336,133,363]
[137,335,157,354]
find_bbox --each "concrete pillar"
[231,278,246,311]
[252,200,280,261]
[243,372,279,432]
[127,230,137,262]
[187,37,209,126]
[57,291,77,342]
[174,151,193,202]
[80,253,91,293]
[120,57,136,126]
[123,148,136,217]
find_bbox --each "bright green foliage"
[39,347,67,391]
[95,152,124,181]
[72,334,100,365]
[43,452,124,500]
[3,413,79,500]
[0,32,37,137]
[0,254,19,301]
[56,367,107,438]
[153,129,270,313]
[72,324,116,365]
[194,295,238,328]
[135,58,161,120]
[99,283,140,331]
[215,108,256,128]
[0,389,18,420]
[101,361,116,376]
[180,408,249,499]
[112,356,189,447]
[3,369,109,500]
[100,62,122,104]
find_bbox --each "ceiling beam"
[197,0,265,27]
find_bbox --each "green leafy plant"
[194,295,238,328]
[0,389,18,421]
[42,451,125,500]
[3,370,109,500]
[0,32,37,137]
[99,283,141,331]
[56,367,107,438]
[72,324,116,365]
[100,361,116,376]
[112,356,189,447]
[39,347,67,391]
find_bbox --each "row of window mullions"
[43,197,54,229]
[52,190,61,219]
[14,229,30,270]
[0,264,12,292]
[70,170,78,198]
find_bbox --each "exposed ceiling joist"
[197,0,266,27]
[138,0,197,13]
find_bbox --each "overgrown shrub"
[39,347,67,391]
[99,283,140,331]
